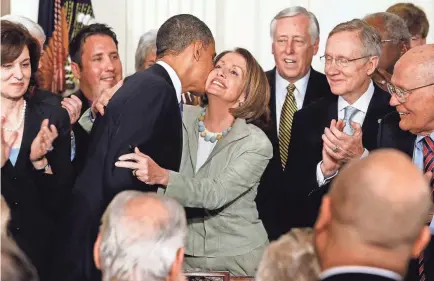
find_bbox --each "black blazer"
[71,90,91,176]
[281,85,394,231]
[53,64,183,281]
[377,112,434,281]
[321,272,399,281]
[257,67,333,241]
[1,95,72,281]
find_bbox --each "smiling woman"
[116,47,272,276]
[0,20,73,280]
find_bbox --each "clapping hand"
[61,95,83,124]
[115,147,169,186]
[1,117,18,168]
[320,119,344,177]
[91,79,123,117]
[29,119,58,162]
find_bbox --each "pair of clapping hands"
[320,119,365,178]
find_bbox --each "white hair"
[135,29,158,71]
[99,191,187,281]
[0,15,46,44]
[270,6,320,44]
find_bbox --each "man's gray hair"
[329,19,382,57]
[256,228,320,281]
[1,236,39,281]
[135,29,157,71]
[363,12,411,45]
[0,14,46,44]
[99,191,187,281]
[270,6,320,43]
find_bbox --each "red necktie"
[418,136,434,281]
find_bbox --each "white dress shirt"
[320,266,402,281]
[156,61,182,104]
[316,81,375,186]
[275,69,311,135]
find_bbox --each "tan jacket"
[159,105,272,257]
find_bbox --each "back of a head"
[1,236,39,281]
[363,12,411,45]
[387,3,429,39]
[98,191,187,281]
[0,14,46,44]
[256,228,319,281]
[156,14,214,58]
[1,195,11,235]
[328,149,431,252]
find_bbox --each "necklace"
[3,100,27,132]
[198,107,233,143]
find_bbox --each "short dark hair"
[156,14,214,58]
[387,3,430,38]
[69,23,118,67]
[1,20,40,74]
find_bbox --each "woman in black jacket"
[1,20,73,280]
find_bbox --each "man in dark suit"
[53,14,216,281]
[281,19,395,232]
[378,44,434,281]
[66,23,123,175]
[315,150,432,281]
[256,6,333,241]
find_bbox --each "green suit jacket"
[159,105,272,257]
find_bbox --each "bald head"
[328,149,430,249]
[395,44,434,85]
[96,191,187,281]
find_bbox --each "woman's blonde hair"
[256,228,320,281]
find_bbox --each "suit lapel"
[327,97,339,122]
[266,69,278,144]
[362,86,393,150]
[182,106,199,172]
[303,68,318,108]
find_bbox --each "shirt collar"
[320,266,402,281]
[156,61,182,104]
[275,68,311,96]
[416,131,434,147]
[338,80,375,113]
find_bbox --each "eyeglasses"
[320,55,371,68]
[380,39,401,45]
[387,82,434,103]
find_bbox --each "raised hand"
[61,95,83,124]
[92,79,124,117]
[30,119,58,162]
[320,119,345,177]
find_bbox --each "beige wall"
[1,0,10,16]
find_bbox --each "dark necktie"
[279,84,297,169]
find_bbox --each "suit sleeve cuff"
[361,148,369,159]
[317,161,338,187]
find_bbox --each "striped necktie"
[418,136,434,281]
[279,83,297,169]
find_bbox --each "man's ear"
[410,226,431,259]
[399,41,409,56]
[71,61,81,80]
[315,195,332,233]
[167,247,185,281]
[193,41,204,62]
[312,38,320,56]
[93,233,102,270]
[366,56,379,76]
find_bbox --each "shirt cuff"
[316,161,338,187]
[361,148,369,159]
